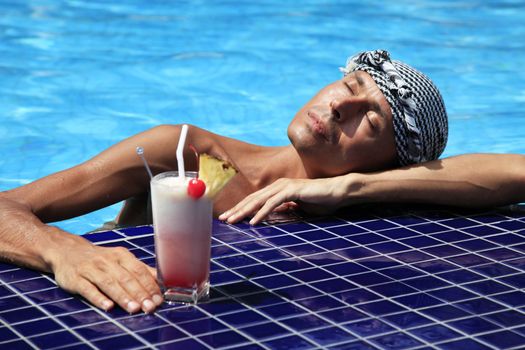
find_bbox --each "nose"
[330,96,366,123]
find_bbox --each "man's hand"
[219,176,357,225]
[49,236,162,314]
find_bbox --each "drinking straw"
[136,146,153,180]
[176,124,189,179]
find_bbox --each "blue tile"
[346,271,392,286]
[31,330,81,348]
[381,266,424,279]
[41,298,89,315]
[270,258,314,272]
[76,322,124,340]
[328,340,377,350]
[13,318,61,337]
[214,231,254,244]
[127,236,154,248]
[0,306,46,324]
[305,326,356,346]
[0,327,17,342]
[234,263,279,279]
[390,250,433,263]
[394,293,443,309]
[385,312,433,328]
[454,298,505,314]
[266,235,304,246]
[403,276,450,290]
[290,268,333,283]
[276,222,318,233]
[118,225,154,236]
[59,310,108,328]
[274,285,320,301]
[455,239,496,252]
[369,282,418,298]
[486,233,525,245]
[344,318,394,337]
[388,215,428,226]
[10,277,56,293]
[367,241,408,254]
[280,314,329,331]
[463,225,505,236]
[283,243,325,256]
[247,226,287,238]
[356,300,406,316]
[437,269,484,284]
[220,310,268,327]
[480,247,522,260]
[302,252,347,266]
[358,256,398,270]
[178,318,226,335]
[311,278,356,293]
[83,230,123,242]
[495,220,525,230]
[25,286,71,304]
[237,291,285,307]
[210,269,242,285]
[263,335,315,350]
[437,338,492,350]
[464,280,511,294]
[400,236,441,248]
[485,310,525,327]
[323,262,368,276]
[424,244,466,257]
[199,330,249,348]
[0,269,41,283]
[137,326,187,344]
[320,307,368,323]
[310,218,349,228]
[420,305,469,321]
[295,295,346,312]
[93,334,144,349]
[316,238,357,250]
[158,338,208,350]
[479,330,525,349]
[295,229,336,241]
[0,340,33,350]
[411,223,449,234]
[448,316,499,334]
[211,244,239,257]
[507,257,525,271]
[160,307,208,323]
[431,230,472,243]
[371,332,422,350]
[119,314,167,332]
[328,225,367,236]
[258,303,307,319]
[492,290,525,307]
[473,262,519,277]
[499,273,525,288]
[332,289,381,304]
[409,324,461,342]
[0,295,29,311]
[428,286,477,302]
[254,274,297,289]
[358,220,398,231]
[439,218,479,229]
[379,227,419,239]
[346,233,387,245]
[251,248,294,262]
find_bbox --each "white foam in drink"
[150,171,212,303]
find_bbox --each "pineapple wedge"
[199,154,238,198]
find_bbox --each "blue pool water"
[0,0,524,234]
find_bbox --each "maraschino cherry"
[187,178,206,199]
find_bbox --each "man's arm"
[220,154,525,224]
[0,125,186,313]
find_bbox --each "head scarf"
[341,50,448,165]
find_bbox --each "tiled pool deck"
[1,205,525,349]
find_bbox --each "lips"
[307,110,330,142]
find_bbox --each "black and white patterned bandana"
[340,50,448,166]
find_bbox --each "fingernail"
[142,299,155,313]
[101,300,112,311]
[218,213,227,220]
[153,294,163,305]
[127,301,140,313]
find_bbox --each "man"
[0,50,448,313]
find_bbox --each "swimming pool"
[1,0,524,233]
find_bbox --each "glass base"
[161,281,210,305]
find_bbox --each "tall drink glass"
[150,171,213,304]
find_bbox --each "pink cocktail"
[150,171,212,304]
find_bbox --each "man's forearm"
[348,154,525,207]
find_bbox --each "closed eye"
[344,81,355,96]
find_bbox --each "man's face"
[288,70,397,177]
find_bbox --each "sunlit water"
[1,0,524,233]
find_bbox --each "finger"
[273,202,298,213]
[249,192,294,225]
[119,256,163,310]
[86,270,141,314]
[74,279,115,311]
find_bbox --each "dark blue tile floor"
[1,205,525,349]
